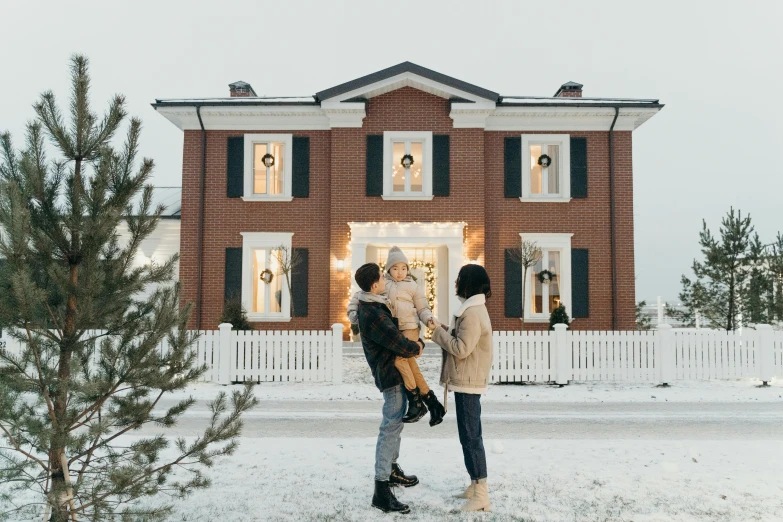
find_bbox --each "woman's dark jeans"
[454,392,487,480]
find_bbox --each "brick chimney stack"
[229,81,257,97]
[554,81,583,98]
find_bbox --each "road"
[147,400,783,440]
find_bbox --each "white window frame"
[521,134,571,203]
[382,131,433,201]
[243,134,293,202]
[520,233,573,323]
[240,232,294,322]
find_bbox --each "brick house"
[152,62,662,337]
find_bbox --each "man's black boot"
[389,462,419,487]
[372,480,410,514]
[402,387,427,423]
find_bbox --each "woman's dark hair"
[355,263,382,292]
[455,264,491,300]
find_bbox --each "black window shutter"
[571,248,589,318]
[504,137,522,198]
[570,137,588,198]
[432,134,450,196]
[226,137,244,198]
[292,137,310,198]
[292,248,308,317]
[224,247,243,301]
[366,135,384,196]
[504,249,523,317]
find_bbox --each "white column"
[657,324,675,385]
[553,323,570,385]
[331,323,344,384]
[217,323,233,385]
[657,296,664,325]
[447,239,465,322]
[349,242,367,294]
[756,324,774,385]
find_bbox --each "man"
[354,262,425,514]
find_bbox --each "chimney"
[229,81,257,97]
[554,81,583,98]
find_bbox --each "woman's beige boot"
[459,479,490,512]
[454,483,474,499]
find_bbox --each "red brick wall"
[180,129,331,330]
[328,87,486,335]
[178,87,635,334]
[483,130,635,331]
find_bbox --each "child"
[349,247,446,426]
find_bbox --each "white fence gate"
[491,324,783,385]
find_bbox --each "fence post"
[553,324,569,385]
[657,324,675,386]
[756,324,774,386]
[218,323,233,386]
[331,323,344,384]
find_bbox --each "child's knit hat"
[385,246,409,273]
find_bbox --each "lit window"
[243,134,293,201]
[241,232,293,322]
[521,135,570,202]
[383,132,432,200]
[520,233,573,322]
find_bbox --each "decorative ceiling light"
[401,154,414,168]
[537,154,552,168]
[262,153,275,168]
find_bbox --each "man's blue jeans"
[455,392,488,480]
[375,384,407,481]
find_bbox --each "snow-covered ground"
[174,356,783,404]
[130,437,782,521]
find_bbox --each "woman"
[428,264,493,512]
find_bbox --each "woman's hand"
[427,318,438,330]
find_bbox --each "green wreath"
[537,154,552,168]
[537,269,556,284]
[261,153,275,168]
[260,269,274,284]
[401,154,414,168]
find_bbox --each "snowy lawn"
[175,356,783,404]
[129,437,782,521]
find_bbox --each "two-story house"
[153,62,662,337]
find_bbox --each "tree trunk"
[727,270,735,332]
[49,157,81,521]
[520,266,528,331]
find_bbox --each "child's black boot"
[402,387,427,423]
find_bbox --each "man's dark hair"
[355,263,382,292]
[455,264,492,300]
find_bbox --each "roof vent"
[229,81,257,97]
[554,81,583,98]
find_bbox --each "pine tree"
[0,55,257,521]
[769,233,783,325]
[635,301,653,331]
[219,297,252,330]
[670,208,755,331]
[549,303,570,330]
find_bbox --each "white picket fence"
[492,324,783,385]
[2,324,781,386]
[0,324,345,385]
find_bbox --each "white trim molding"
[348,222,466,319]
[240,232,294,322]
[521,134,571,203]
[324,71,491,104]
[487,106,659,131]
[449,101,497,129]
[519,233,573,323]
[242,134,294,202]
[382,131,433,200]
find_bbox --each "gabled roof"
[315,61,500,103]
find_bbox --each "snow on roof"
[499,96,660,106]
[154,96,317,106]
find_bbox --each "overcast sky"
[1,0,781,303]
